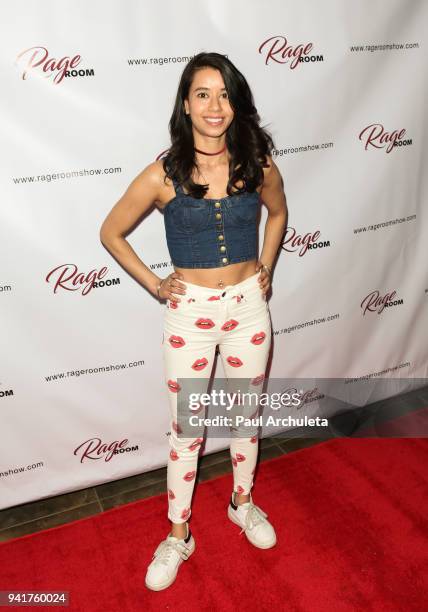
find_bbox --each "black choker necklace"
[194,144,227,156]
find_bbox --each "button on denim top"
[163,179,259,268]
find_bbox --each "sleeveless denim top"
[163,178,259,268]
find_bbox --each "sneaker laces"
[152,536,191,566]
[238,502,269,535]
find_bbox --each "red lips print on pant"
[169,449,179,461]
[236,453,246,462]
[181,507,191,520]
[221,319,239,332]
[195,318,215,329]
[168,300,178,309]
[226,356,243,367]
[188,437,203,451]
[168,488,176,499]
[231,457,238,467]
[250,435,258,443]
[172,421,182,434]
[208,295,221,301]
[236,485,245,494]
[167,379,181,393]
[251,373,265,385]
[191,357,208,371]
[168,335,186,348]
[250,331,266,345]
[183,470,196,482]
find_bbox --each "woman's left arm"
[257,156,288,293]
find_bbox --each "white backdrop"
[1,0,427,510]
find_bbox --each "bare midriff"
[173,259,258,289]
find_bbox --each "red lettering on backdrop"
[258,36,313,68]
[74,437,129,463]
[296,388,319,406]
[361,290,397,315]
[45,264,108,295]
[359,124,406,153]
[282,227,321,256]
[277,387,320,409]
[15,46,81,84]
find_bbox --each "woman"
[100,51,287,591]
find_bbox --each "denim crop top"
[163,179,259,268]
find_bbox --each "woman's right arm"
[99,161,169,298]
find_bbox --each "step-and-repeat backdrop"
[1,0,427,509]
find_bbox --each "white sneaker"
[145,522,195,591]
[228,491,277,549]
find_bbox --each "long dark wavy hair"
[162,52,275,199]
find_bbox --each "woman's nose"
[208,96,222,111]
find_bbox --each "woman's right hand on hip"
[157,272,187,302]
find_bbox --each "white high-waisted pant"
[162,270,272,523]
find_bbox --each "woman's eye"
[196,92,228,99]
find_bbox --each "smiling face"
[183,66,234,141]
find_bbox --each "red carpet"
[356,405,428,437]
[0,438,427,611]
